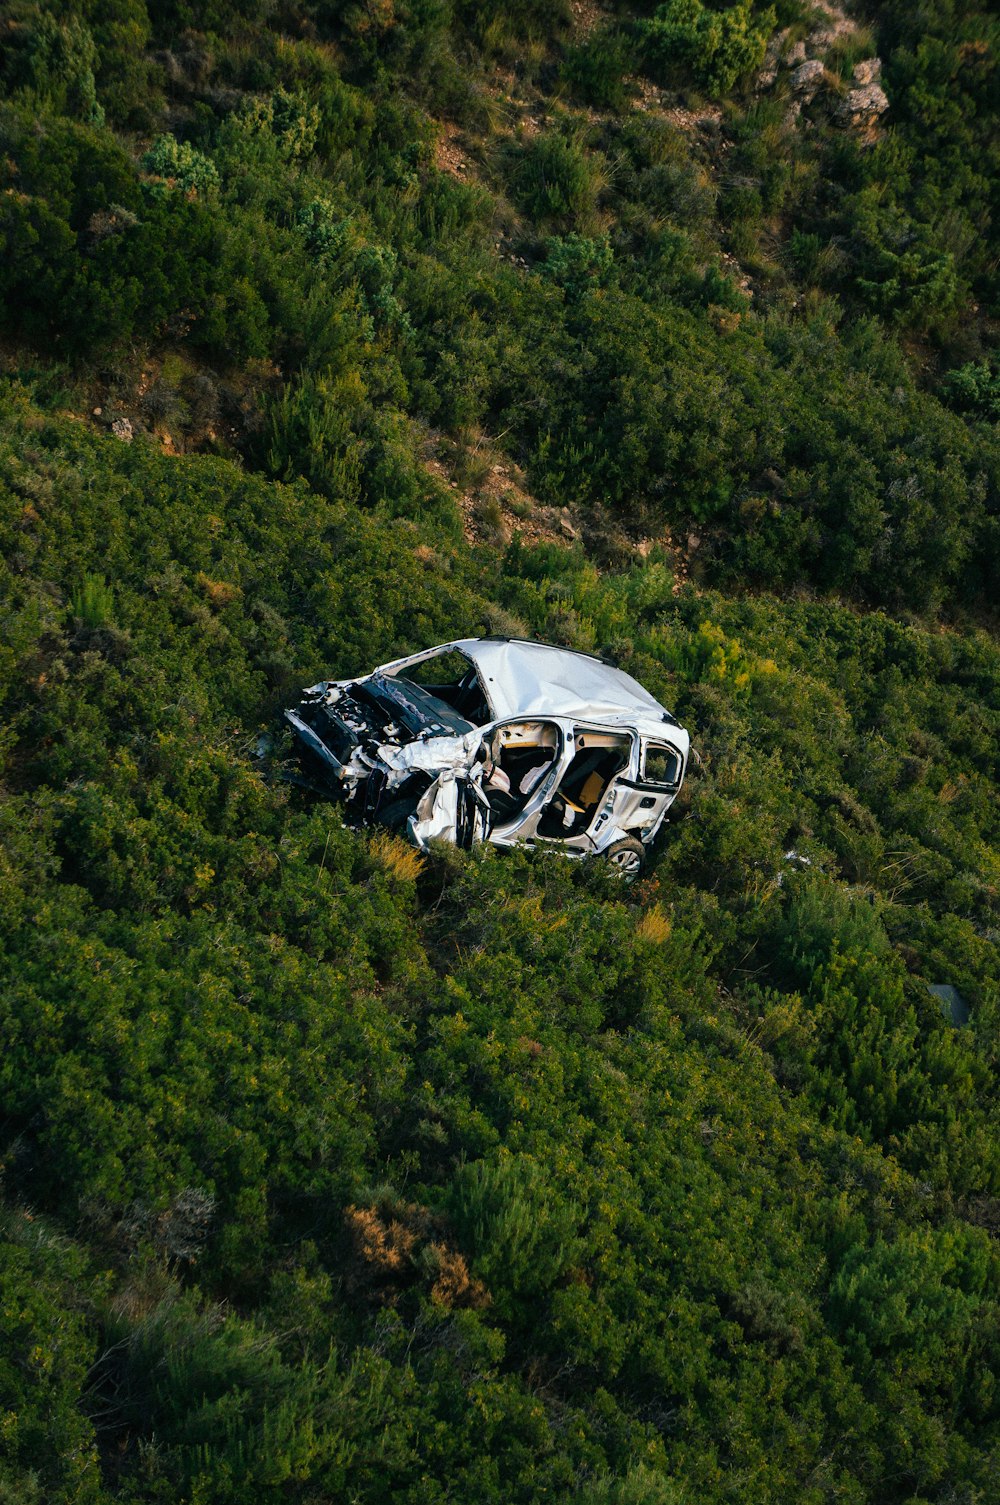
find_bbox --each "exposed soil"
[434,120,474,179]
[425,441,697,594]
[569,0,607,39]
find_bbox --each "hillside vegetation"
[1,3,999,1502]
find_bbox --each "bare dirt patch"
[434,120,474,179]
[569,0,607,39]
[426,439,697,595]
[424,446,577,551]
[630,77,723,132]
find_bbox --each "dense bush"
[640,0,777,95]
[1,2,997,612]
[561,27,632,109]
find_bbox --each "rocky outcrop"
[754,6,888,135]
[835,58,889,126]
[836,80,889,127]
[791,59,826,96]
[851,57,882,86]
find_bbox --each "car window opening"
[643,744,682,787]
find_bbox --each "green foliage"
[576,1465,682,1505]
[0,1210,103,1502]
[540,232,615,298]
[561,27,632,110]
[0,9,105,125]
[265,370,368,503]
[141,134,221,197]
[69,572,114,628]
[451,1156,584,1317]
[942,360,1000,422]
[850,185,966,336]
[296,196,351,265]
[508,131,603,228]
[0,393,998,1501]
[237,86,321,162]
[640,0,777,96]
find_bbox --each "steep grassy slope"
[1,3,999,1503]
[2,391,998,1504]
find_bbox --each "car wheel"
[604,836,645,879]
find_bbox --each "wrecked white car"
[284,638,689,876]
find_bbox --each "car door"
[597,739,685,846]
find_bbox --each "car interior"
[482,721,560,822]
[536,730,633,837]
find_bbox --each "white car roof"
[447,638,686,744]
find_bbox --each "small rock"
[686,532,701,553]
[757,30,785,89]
[788,40,807,65]
[111,417,133,442]
[852,57,882,86]
[559,507,578,541]
[791,59,825,94]
[92,406,102,416]
[836,82,889,125]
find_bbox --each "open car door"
[407,769,493,850]
[600,740,684,840]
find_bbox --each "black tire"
[604,836,645,880]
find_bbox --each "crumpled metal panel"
[450,639,681,741]
[375,728,482,786]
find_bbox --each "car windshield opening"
[393,649,491,725]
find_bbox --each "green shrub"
[450,1156,584,1318]
[540,232,614,298]
[561,28,632,110]
[509,131,603,228]
[0,11,105,125]
[640,0,777,96]
[141,134,221,197]
[236,86,321,162]
[941,360,1000,422]
[296,197,352,266]
[264,371,368,504]
[0,1211,102,1503]
[69,573,114,629]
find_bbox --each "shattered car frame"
[284,638,690,876]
